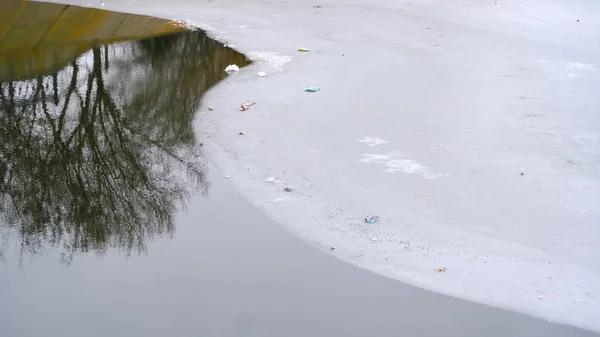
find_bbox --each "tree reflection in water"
[0,29,250,262]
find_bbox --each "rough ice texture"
[60,0,600,331]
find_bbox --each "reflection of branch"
[57,62,79,136]
[126,124,206,180]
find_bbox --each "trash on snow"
[298,48,310,52]
[283,187,292,192]
[208,106,213,111]
[365,216,379,224]
[370,238,378,242]
[225,64,240,72]
[239,99,256,111]
[305,86,320,92]
[239,131,245,135]
[258,72,267,77]
[435,267,447,272]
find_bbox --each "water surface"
[0,0,249,262]
[1,2,598,337]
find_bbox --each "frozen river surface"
[59,0,600,331]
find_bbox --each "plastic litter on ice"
[365,216,379,224]
[239,100,256,111]
[224,64,240,72]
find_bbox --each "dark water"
[0,1,250,263]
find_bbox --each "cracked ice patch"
[361,152,448,179]
[357,136,388,147]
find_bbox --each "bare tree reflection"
[0,29,250,262]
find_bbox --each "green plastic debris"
[305,86,320,92]
[298,48,310,52]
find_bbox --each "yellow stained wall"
[0,0,185,80]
